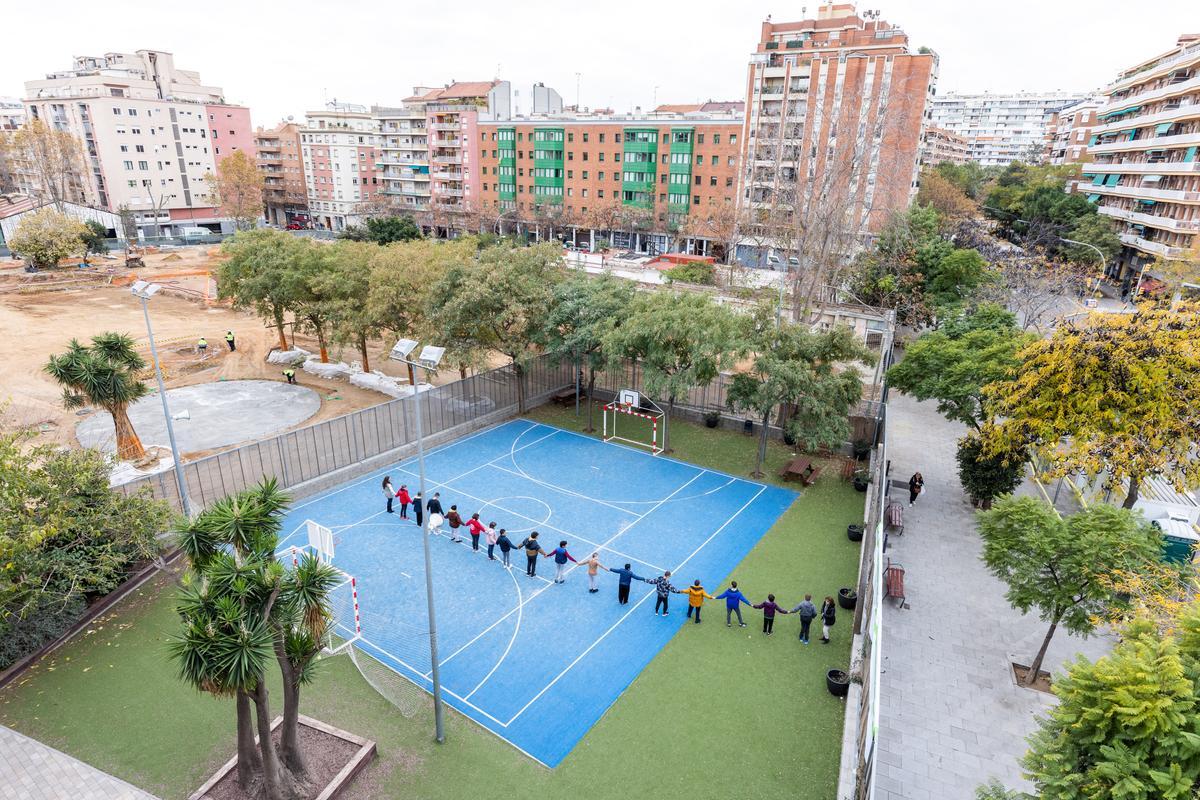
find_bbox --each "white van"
[179,226,213,239]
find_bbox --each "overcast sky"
[2,0,1197,125]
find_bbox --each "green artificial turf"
[0,407,864,799]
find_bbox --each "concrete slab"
[75,379,321,455]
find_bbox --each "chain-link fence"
[116,355,574,512]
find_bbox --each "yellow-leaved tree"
[204,151,264,230]
[982,304,1200,508]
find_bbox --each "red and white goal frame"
[602,389,665,455]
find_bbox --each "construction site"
[0,244,449,462]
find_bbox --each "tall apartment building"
[1081,34,1200,290]
[299,104,380,231]
[921,126,970,165]
[1045,96,1104,164]
[741,3,937,256]
[254,122,307,226]
[22,50,254,236]
[476,109,743,255]
[374,101,432,215]
[929,91,1085,166]
[0,98,24,131]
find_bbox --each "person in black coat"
[412,491,424,527]
[426,492,444,517]
[908,472,924,506]
[496,528,515,567]
[820,595,836,644]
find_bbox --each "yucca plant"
[45,333,149,460]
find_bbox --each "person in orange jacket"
[681,580,715,624]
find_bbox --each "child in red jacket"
[395,484,411,519]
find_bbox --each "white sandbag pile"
[302,357,354,380]
[348,371,433,398]
[267,347,311,365]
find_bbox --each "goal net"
[602,389,665,454]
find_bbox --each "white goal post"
[602,390,665,454]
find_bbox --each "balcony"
[438,188,464,198]
[1084,182,1200,204]
[432,154,462,164]
[1089,131,1200,155]
[1100,75,1200,116]
[1099,205,1200,233]
[432,122,461,132]
[1091,104,1200,136]
[1119,233,1186,258]
[1109,42,1200,94]
[1082,160,1200,175]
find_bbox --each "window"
[582,152,588,161]
[582,189,588,197]
[713,134,721,144]
[583,133,589,142]
[598,171,604,180]
[599,133,606,143]
[112,108,121,115]
[710,176,717,186]
[568,151,574,160]
[598,189,605,198]
[123,160,134,170]
[567,132,574,142]
[120,145,128,152]
[694,175,701,185]
[694,195,700,205]
[726,177,733,188]
[695,155,702,165]
[659,193,666,202]
[599,152,605,162]
[730,135,737,145]
[711,155,718,166]
[138,160,148,170]
[697,134,704,144]
[582,171,588,179]
[128,108,138,116]
[567,170,573,178]
[136,144,145,153]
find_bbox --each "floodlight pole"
[135,291,192,518]
[391,342,445,744]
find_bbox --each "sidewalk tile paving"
[0,725,159,800]
[877,392,1115,799]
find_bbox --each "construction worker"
[224,330,236,352]
[197,337,208,354]
[283,368,296,384]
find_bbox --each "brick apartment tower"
[740,3,937,258]
[255,121,308,226]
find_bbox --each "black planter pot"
[704,413,720,429]
[782,430,797,446]
[852,477,869,492]
[838,587,857,610]
[847,524,864,543]
[852,440,872,461]
[826,669,850,697]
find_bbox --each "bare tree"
[11,120,88,210]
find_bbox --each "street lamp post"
[130,281,193,518]
[389,338,446,744]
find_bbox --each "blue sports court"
[277,419,797,767]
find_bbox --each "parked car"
[180,226,213,240]
[286,222,304,230]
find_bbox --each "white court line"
[488,464,640,515]
[392,466,667,574]
[463,554,526,700]
[274,509,384,556]
[287,419,542,514]
[501,482,769,727]
[433,470,704,681]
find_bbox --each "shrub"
[663,261,715,285]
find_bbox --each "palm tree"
[45,332,149,460]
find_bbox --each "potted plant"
[852,468,870,492]
[704,410,721,428]
[852,439,872,461]
[826,668,850,697]
[846,524,864,543]
[838,587,857,610]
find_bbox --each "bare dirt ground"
[0,245,489,458]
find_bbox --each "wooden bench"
[884,560,906,606]
[779,457,821,486]
[886,501,905,536]
[552,388,577,406]
[841,457,858,481]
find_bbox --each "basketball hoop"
[603,390,665,454]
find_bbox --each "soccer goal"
[602,389,665,454]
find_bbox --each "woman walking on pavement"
[908,472,924,506]
[382,476,396,514]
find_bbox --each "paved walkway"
[876,393,1115,799]
[0,725,159,800]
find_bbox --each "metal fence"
[116,355,574,513]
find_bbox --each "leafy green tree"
[977,496,1162,685]
[218,229,319,351]
[427,242,565,411]
[974,780,1027,800]
[172,479,338,797]
[1020,605,1200,799]
[934,161,995,200]
[983,304,1200,508]
[0,430,168,670]
[727,304,872,476]
[956,433,1026,508]
[371,238,475,383]
[365,215,422,244]
[315,241,383,371]
[45,332,149,460]
[81,219,108,256]
[926,248,998,309]
[603,291,744,452]
[7,207,88,269]
[888,303,1033,431]
[849,205,945,327]
[538,273,636,432]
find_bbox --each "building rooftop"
[404,80,499,103]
